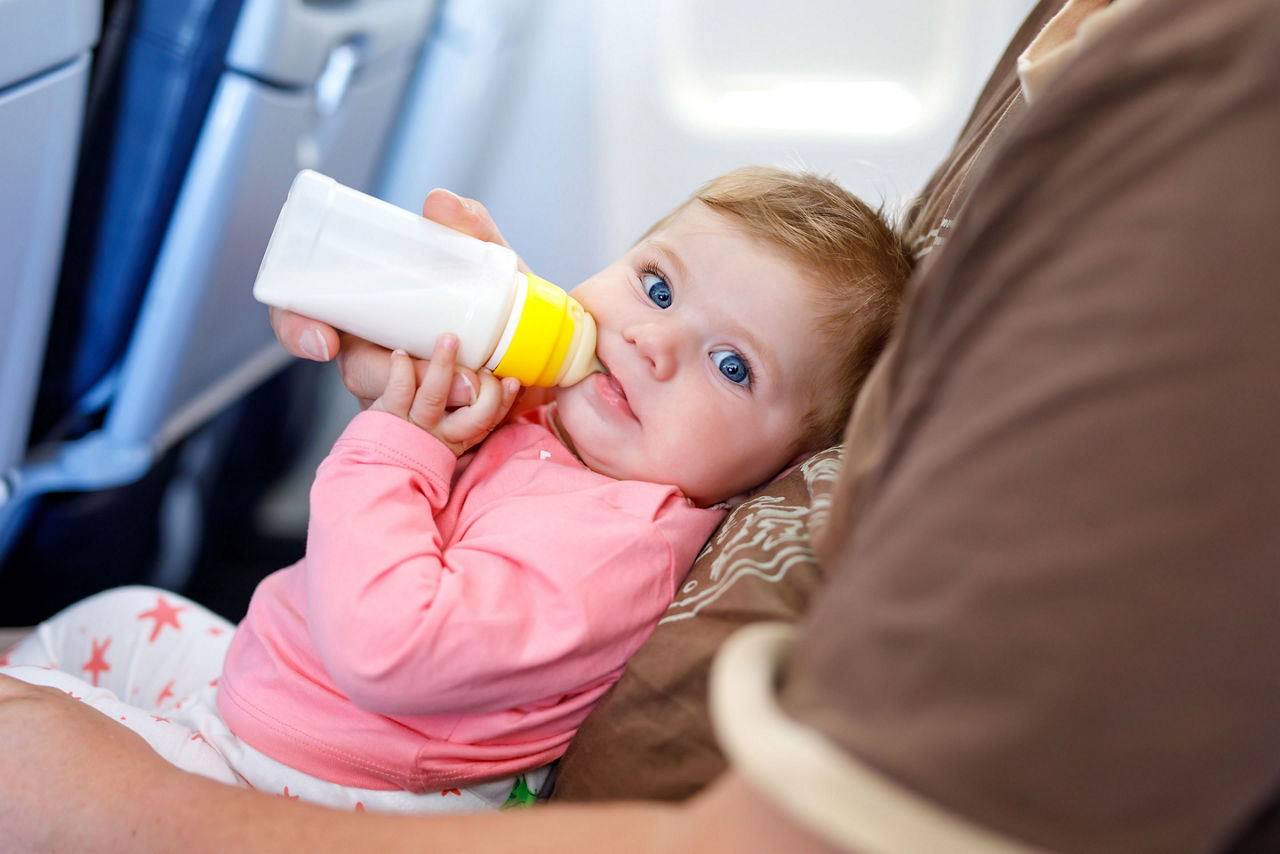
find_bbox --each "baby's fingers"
[368,349,418,419]
[439,374,521,454]
[407,334,461,430]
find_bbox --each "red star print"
[0,650,10,666]
[354,803,365,812]
[282,787,299,800]
[82,637,112,686]
[151,715,171,724]
[441,788,461,797]
[207,626,225,637]
[136,595,188,643]
[156,680,176,707]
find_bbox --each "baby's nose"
[626,322,679,381]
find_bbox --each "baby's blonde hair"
[646,166,913,449]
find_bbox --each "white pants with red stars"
[0,586,542,813]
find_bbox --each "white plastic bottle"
[252,170,602,387]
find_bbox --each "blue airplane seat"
[0,0,99,505]
[0,0,437,623]
[33,0,247,443]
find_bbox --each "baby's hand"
[370,336,521,456]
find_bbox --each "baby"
[1,166,912,812]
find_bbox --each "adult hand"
[269,188,526,408]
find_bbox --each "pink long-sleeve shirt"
[217,406,724,792]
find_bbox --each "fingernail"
[299,329,330,361]
[433,187,470,212]
[459,374,478,405]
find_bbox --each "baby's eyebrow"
[643,238,690,285]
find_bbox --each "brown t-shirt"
[552,0,1066,804]
[773,0,1280,850]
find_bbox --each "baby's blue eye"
[711,351,751,387]
[643,273,672,308]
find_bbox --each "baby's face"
[553,203,825,506]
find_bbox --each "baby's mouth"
[605,371,626,399]
[594,353,615,383]
[596,364,635,418]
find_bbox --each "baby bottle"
[252,170,601,387]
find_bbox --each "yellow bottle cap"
[493,274,590,387]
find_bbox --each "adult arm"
[0,673,844,854]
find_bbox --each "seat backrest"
[0,0,100,483]
[33,0,248,444]
[0,0,437,576]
